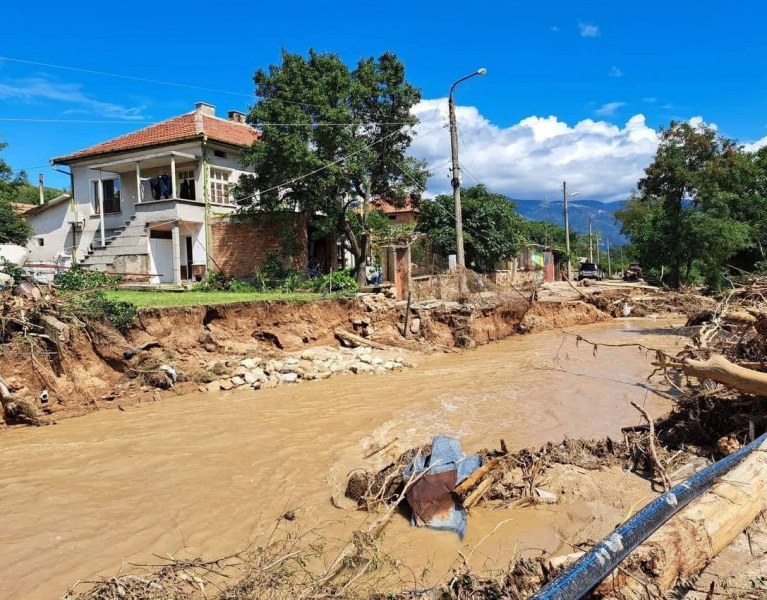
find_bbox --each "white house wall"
[45,137,253,264]
[25,201,74,263]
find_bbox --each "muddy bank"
[0,293,590,428]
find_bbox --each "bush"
[93,295,138,333]
[196,269,230,291]
[311,270,359,294]
[54,266,119,291]
[227,280,257,293]
[280,269,301,293]
[1,259,26,283]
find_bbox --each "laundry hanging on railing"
[149,174,173,200]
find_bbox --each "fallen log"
[682,354,767,397]
[595,434,767,598]
[454,457,503,497]
[333,328,398,351]
[531,435,767,599]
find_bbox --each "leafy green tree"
[0,140,32,245]
[235,49,427,283]
[617,121,758,289]
[416,185,525,272]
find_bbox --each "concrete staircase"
[79,215,150,272]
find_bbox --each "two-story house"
[31,102,259,284]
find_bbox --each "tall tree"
[416,185,525,272]
[0,139,32,245]
[235,50,427,282]
[618,121,754,288]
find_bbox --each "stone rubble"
[204,344,415,393]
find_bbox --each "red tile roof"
[372,196,419,214]
[53,111,260,163]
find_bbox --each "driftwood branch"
[454,458,503,498]
[680,354,767,397]
[333,328,397,351]
[630,401,671,491]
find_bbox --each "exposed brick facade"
[210,213,309,278]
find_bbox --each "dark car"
[623,262,644,282]
[578,262,603,281]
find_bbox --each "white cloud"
[409,99,659,202]
[744,135,767,152]
[595,101,626,116]
[0,77,146,120]
[578,22,600,37]
[608,66,623,78]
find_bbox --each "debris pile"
[346,435,695,522]
[585,287,717,319]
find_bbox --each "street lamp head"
[477,68,487,76]
[568,192,579,198]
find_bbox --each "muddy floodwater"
[0,318,688,599]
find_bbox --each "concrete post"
[135,162,142,203]
[97,172,106,247]
[171,220,182,285]
[170,154,177,199]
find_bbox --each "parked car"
[578,262,603,281]
[623,262,644,282]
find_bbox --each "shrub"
[311,270,359,294]
[197,269,230,291]
[280,269,301,293]
[54,266,119,291]
[227,280,257,293]
[94,296,138,333]
[1,259,26,283]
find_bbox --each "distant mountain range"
[512,198,627,245]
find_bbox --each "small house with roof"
[33,102,259,283]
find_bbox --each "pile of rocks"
[201,346,411,393]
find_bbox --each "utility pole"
[596,234,601,265]
[448,95,464,269]
[449,68,486,269]
[620,245,625,276]
[563,181,572,279]
[38,173,45,205]
[606,237,612,278]
[588,215,593,262]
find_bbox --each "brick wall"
[209,213,309,278]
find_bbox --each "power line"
[390,154,492,244]
[0,117,414,127]
[456,124,484,186]
[233,124,448,205]
[0,55,253,98]
[0,56,392,111]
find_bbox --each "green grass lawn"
[104,290,323,308]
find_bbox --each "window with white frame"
[209,168,233,205]
[92,178,121,214]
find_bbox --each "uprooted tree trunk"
[595,435,767,598]
[680,354,767,397]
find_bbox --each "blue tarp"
[403,436,482,539]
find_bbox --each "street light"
[562,181,578,279]
[449,68,487,268]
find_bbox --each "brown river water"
[0,319,688,599]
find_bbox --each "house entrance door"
[149,236,174,283]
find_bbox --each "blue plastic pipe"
[529,431,767,600]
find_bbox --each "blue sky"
[1,1,766,201]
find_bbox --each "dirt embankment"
[4,293,598,428]
[3,277,717,431]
